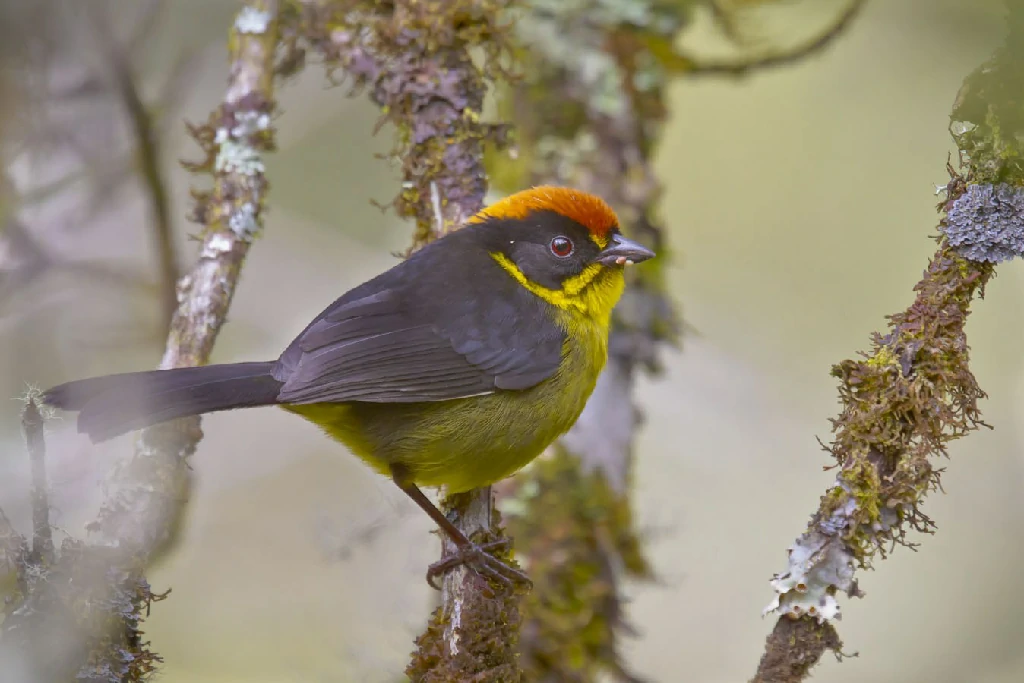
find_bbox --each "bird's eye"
[550,236,574,258]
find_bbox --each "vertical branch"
[291,1,519,678]
[87,2,180,337]
[491,3,685,680]
[753,4,1024,681]
[23,400,54,566]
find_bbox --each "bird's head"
[467,186,655,320]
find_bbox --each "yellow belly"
[282,316,607,493]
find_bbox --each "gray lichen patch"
[942,183,1024,262]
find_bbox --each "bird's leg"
[390,466,531,591]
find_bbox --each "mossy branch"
[489,1,687,679]
[0,4,281,680]
[2,399,171,682]
[24,399,55,567]
[753,5,1024,681]
[288,1,523,679]
[90,0,280,559]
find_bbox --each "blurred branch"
[1,0,201,331]
[2,3,280,680]
[2,4,280,679]
[680,0,866,77]
[125,0,168,59]
[289,1,521,678]
[1,399,170,682]
[490,1,685,679]
[87,3,179,338]
[92,0,280,561]
[753,4,1024,681]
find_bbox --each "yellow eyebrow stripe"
[490,253,603,313]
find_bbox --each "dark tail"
[42,361,283,444]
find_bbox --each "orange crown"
[469,186,619,242]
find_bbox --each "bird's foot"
[426,538,532,592]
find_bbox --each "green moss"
[821,206,992,566]
[406,508,526,683]
[288,0,515,250]
[0,539,169,682]
[949,6,1024,185]
[502,448,651,681]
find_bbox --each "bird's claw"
[426,538,532,592]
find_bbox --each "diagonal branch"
[754,4,1024,679]
[2,4,280,680]
[89,0,280,560]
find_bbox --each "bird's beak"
[596,233,656,266]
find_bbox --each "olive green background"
[1,1,1021,681]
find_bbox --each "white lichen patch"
[764,531,856,623]
[764,482,865,623]
[231,110,271,138]
[228,202,260,238]
[235,6,272,34]
[215,139,265,176]
[201,232,236,258]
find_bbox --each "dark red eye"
[550,236,574,258]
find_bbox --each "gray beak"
[597,233,656,266]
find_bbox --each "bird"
[42,186,655,589]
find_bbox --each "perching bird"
[43,186,655,588]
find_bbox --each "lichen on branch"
[91,0,280,558]
[489,1,687,680]
[289,1,523,679]
[287,0,514,250]
[1,402,171,682]
[755,5,1024,681]
[0,4,281,681]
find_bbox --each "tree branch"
[0,4,280,681]
[680,0,866,78]
[754,4,1024,680]
[23,399,54,567]
[87,3,180,338]
[90,0,280,559]
[489,2,686,679]
[291,1,521,678]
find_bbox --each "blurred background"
[0,0,1020,681]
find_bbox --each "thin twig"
[22,400,54,566]
[684,0,866,77]
[87,3,179,337]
